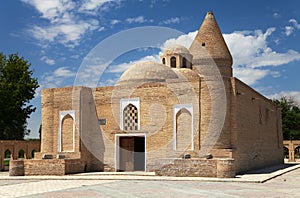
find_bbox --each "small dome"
[119,62,179,83]
[163,45,191,56]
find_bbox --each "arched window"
[170,57,176,68]
[4,149,11,167]
[4,149,11,158]
[123,104,138,131]
[162,58,166,65]
[18,149,25,159]
[295,146,300,159]
[182,57,187,68]
[32,149,36,158]
[284,146,289,159]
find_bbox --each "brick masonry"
[24,158,84,176]
[155,158,235,178]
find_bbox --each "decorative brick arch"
[283,140,300,162]
[18,149,25,159]
[0,140,40,170]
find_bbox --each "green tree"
[273,97,300,140]
[0,52,39,140]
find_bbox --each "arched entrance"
[4,149,11,170]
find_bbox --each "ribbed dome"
[189,12,233,67]
[119,62,178,83]
[163,45,191,56]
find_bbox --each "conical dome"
[189,12,233,76]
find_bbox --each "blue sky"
[1,0,300,138]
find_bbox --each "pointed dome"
[189,12,233,75]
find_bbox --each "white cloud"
[271,71,281,78]
[289,19,300,29]
[273,12,281,19]
[41,56,55,65]
[223,28,300,84]
[37,66,76,95]
[54,67,76,77]
[111,19,120,25]
[267,91,300,106]
[285,26,294,36]
[22,0,76,23]
[160,17,180,25]
[126,16,153,24]
[233,68,270,85]
[22,0,120,48]
[79,0,113,12]
[29,19,99,47]
[162,31,196,49]
[98,27,105,32]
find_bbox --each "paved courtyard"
[0,165,299,198]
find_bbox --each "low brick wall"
[65,159,84,174]
[9,160,24,176]
[217,158,235,178]
[155,158,235,178]
[24,158,85,175]
[25,159,65,175]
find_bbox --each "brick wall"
[93,72,200,170]
[64,159,85,174]
[231,78,283,173]
[9,160,24,176]
[154,158,235,178]
[24,159,65,175]
[24,158,85,175]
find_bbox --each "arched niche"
[173,104,193,151]
[58,110,75,152]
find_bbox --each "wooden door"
[119,137,134,171]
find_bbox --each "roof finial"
[207,11,214,15]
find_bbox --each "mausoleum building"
[23,12,283,177]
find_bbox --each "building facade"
[24,12,283,177]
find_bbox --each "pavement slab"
[0,163,298,197]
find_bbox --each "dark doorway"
[118,136,145,172]
[134,137,145,171]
